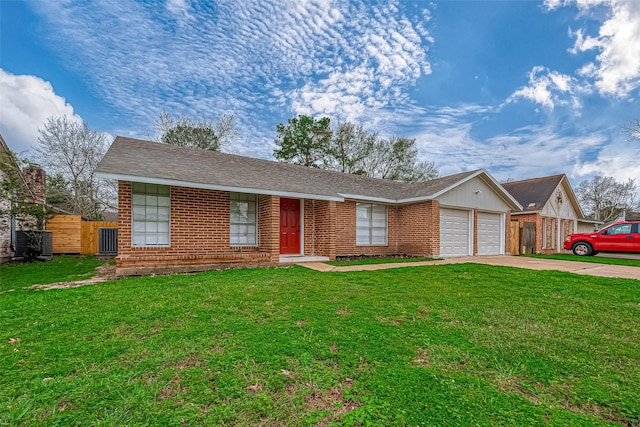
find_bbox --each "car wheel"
[572,242,593,256]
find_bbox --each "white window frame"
[131,183,170,247]
[230,192,257,246]
[356,203,388,246]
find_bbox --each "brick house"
[502,174,599,254]
[95,137,522,276]
[0,134,47,262]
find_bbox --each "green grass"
[526,253,640,267]
[0,255,111,292]
[1,262,639,426]
[326,257,431,266]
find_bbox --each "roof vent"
[527,203,536,209]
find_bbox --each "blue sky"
[1,0,639,187]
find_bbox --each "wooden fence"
[46,215,117,254]
[509,221,520,255]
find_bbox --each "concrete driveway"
[299,256,640,281]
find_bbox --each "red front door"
[280,198,301,254]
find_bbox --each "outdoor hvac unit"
[98,227,118,255]
[14,230,53,258]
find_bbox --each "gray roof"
[95,137,520,208]
[502,174,585,218]
[501,174,565,212]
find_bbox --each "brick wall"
[258,194,280,262]
[504,211,512,255]
[303,200,336,259]
[335,199,440,257]
[397,200,440,256]
[116,182,277,275]
[0,200,11,262]
[21,165,46,204]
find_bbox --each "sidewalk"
[298,256,640,281]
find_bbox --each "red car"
[563,221,640,256]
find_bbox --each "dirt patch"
[303,379,361,426]
[30,263,117,290]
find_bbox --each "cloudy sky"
[1,0,639,187]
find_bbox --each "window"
[356,203,387,245]
[230,192,257,245]
[132,183,170,246]
[605,224,632,235]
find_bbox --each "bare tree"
[576,176,638,222]
[624,118,640,141]
[35,116,115,219]
[154,112,239,151]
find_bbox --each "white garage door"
[440,208,470,257]
[477,212,502,255]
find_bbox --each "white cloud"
[392,104,617,185]
[572,138,640,183]
[0,69,81,155]
[549,0,640,98]
[507,66,581,110]
[165,0,194,23]
[25,0,433,156]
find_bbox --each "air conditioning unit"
[98,228,118,255]
[14,230,53,259]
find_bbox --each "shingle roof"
[501,174,565,212]
[95,137,519,208]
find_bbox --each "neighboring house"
[95,137,522,276]
[502,174,598,254]
[0,134,47,262]
[625,211,640,221]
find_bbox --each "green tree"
[273,115,332,167]
[364,135,438,182]
[0,144,52,258]
[274,116,438,182]
[0,149,46,228]
[154,112,239,151]
[324,122,376,174]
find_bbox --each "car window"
[605,224,632,235]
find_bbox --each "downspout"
[395,204,398,253]
[312,200,316,256]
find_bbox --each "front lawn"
[526,253,640,267]
[1,263,638,426]
[0,255,111,293]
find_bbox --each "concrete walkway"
[298,256,640,281]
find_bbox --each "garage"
[440,208,471,257]
[477,212,502,255]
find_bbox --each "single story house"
[95,137,522,276]
[502,174,600,254]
